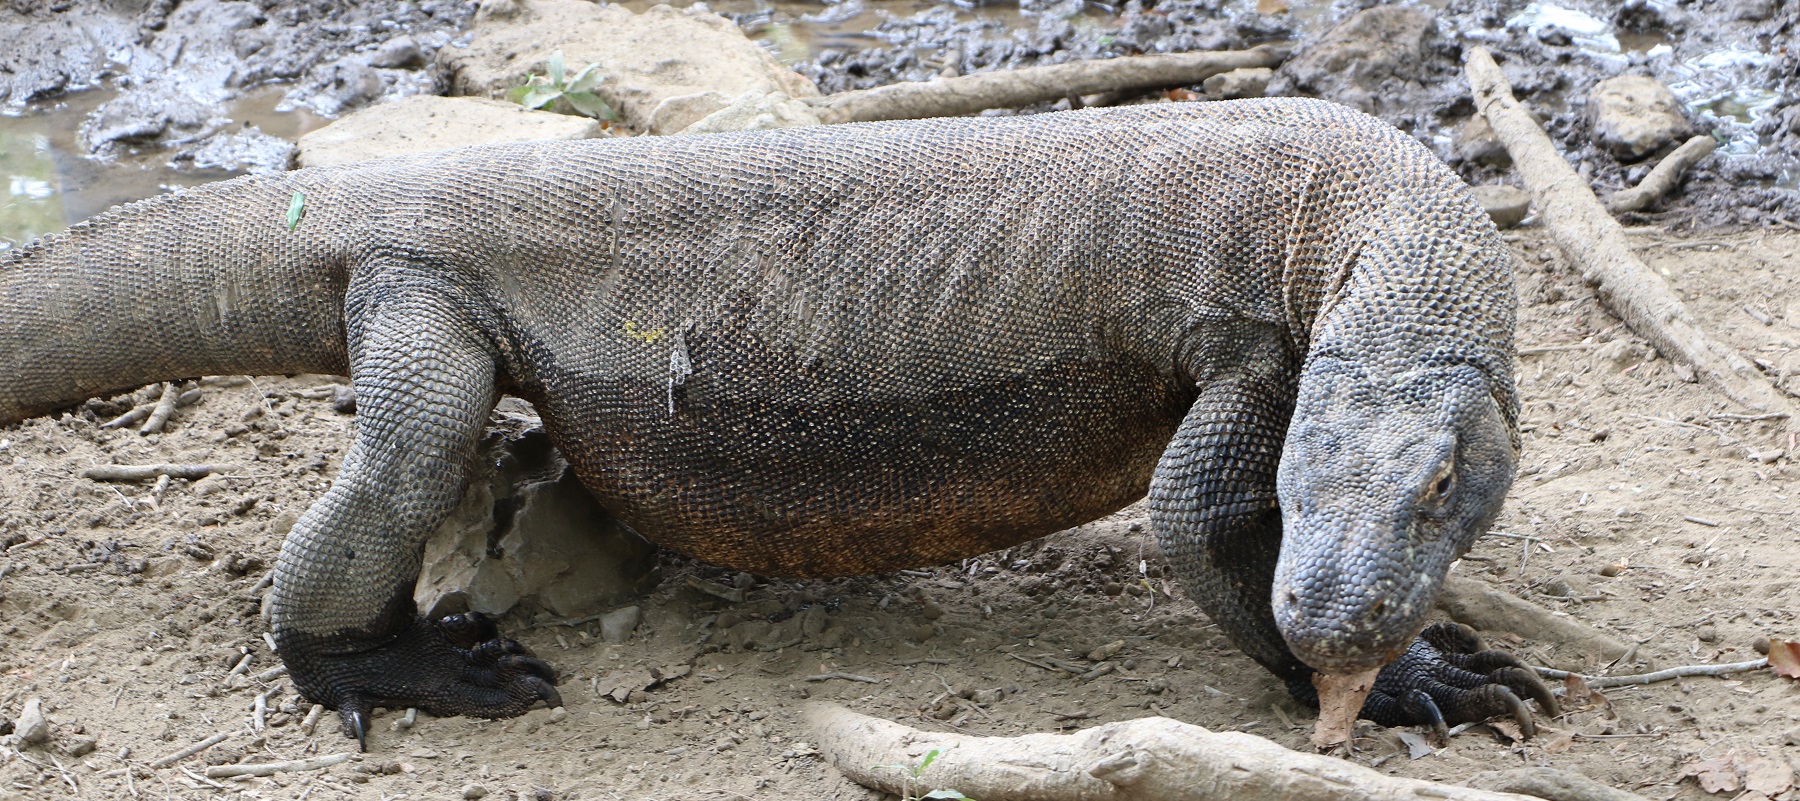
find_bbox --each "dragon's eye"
[1423,459,1455,508]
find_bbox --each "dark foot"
[281,612,561,751]
[1291,623,1559,740]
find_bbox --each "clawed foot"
[283,612,561,751]
[1293,623,1559,741]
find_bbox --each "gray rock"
[1202,67,1272,100]
[671,92,822,136]
[415,402,657,620]
[371,35,425,69]
[1588,75,1692,162]
[297,95,603,169]
[1455,115,1510,168]
[599,605,641,644]
[16,697,49,746]
[437,0,819,134]
[1267,6,1437,118]
[1469,185,1530,229]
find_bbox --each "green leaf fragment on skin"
[285,191,305,230]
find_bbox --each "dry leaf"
[1744,758,1795,796]
[1543,731,1575,754]
[1768,639,1800,679]
[1563,673,1594,707]
[1257,0,1289,14]
[1165,88,1200,102]
[1488,718,1526,743]
[596,668,654,703]
[1395,730,1436,760]
[1310,667,1379,749]
[1687,755,1742,794]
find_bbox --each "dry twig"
[1533,658,1767,688]
[1604,135,1717,214]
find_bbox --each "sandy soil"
[1,224,1796,800]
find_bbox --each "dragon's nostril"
[1370,598,1388,616]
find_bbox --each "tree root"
[808,46,1287,124]
[1465,47,1797,423]
[1469,768,1654,801]
[1604,135,1716,214]
[1437,574,1630,663]
[807,703,1564,801]
[1535,658,1768,688]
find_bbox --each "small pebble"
[1087,640,1125,662]
[549,706,568,724]
[463,783,489,800]
[1753,635,1771,655]
[1695,624,1718,643]
[1597,563,1623,577]
[16,697,49,745]
[600,606,641,644]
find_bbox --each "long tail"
[0,170,355,426]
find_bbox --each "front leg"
[270,285,558,750]
[1150,360,1552,736]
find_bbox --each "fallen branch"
[1604,135,1717,214]
[1533,658,1767,688]
[804,672,881,684]
[81,463,230,482]
[147,732,231,768]
[204,753,352,779]
[1465,48,1797,423]
[140,382,181,434]
[1469,768,1655,801]
[806,703,1551,801]
[809,46,1287,124]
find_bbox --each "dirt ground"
[1,224,1797,799]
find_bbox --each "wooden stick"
[147,732,231,768]
[140,382,182,434]
[204,753,352,779]
[1604,135,1716,214]
[1465,47,1797,424]
[809,46,1287,124]
[81,463,229,482]
[1533,658,1767,688]
[804,672,881,684]
[807,703,1554,801]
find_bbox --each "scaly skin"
[0,99,1548,748]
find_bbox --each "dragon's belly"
[541,354,1191,577]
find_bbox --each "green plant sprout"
[872,749,976,801]
[507,50,617,121]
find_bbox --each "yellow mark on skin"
[624,321,664,343]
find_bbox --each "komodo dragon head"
[1272,357,1517,673]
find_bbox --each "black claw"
[1496,686,1535,739]
[339,705,370,752]
[1494,665,1561,718]
[527,676,563,708]
[1402,688,1449,745]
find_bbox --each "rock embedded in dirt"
[297,95,605,169]
[15,697,49,746]
[600,605,641,644]
[1202,67,1273,100]
[1588,75,1693,162]
[414,412,656,620]
[437,0,819,134]
[1470,185,1531,229]
[1267,6,1446,122]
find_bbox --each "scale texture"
[0,98,1541,743]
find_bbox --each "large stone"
[437,0,820,135]
[415,402,657,620]
[673,92,822,136]
[1267,6,1437,118]
[1588,75,1692,162]
[1469,184,1530,229]
[15,697,49,746]
[296,95,603,169]
[1202,67,1272,100]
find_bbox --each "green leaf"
[285,191,305,231]
[916,749,939,776]
[563,92,617,121]
[517,84,563,110]
[546,49,566,87]
[922,791,972,800]
[565,62,605,94]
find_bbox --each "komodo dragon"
[1,98,1554,749]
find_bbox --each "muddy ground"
[3,0,1800,799]
[2,229,1797,799]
